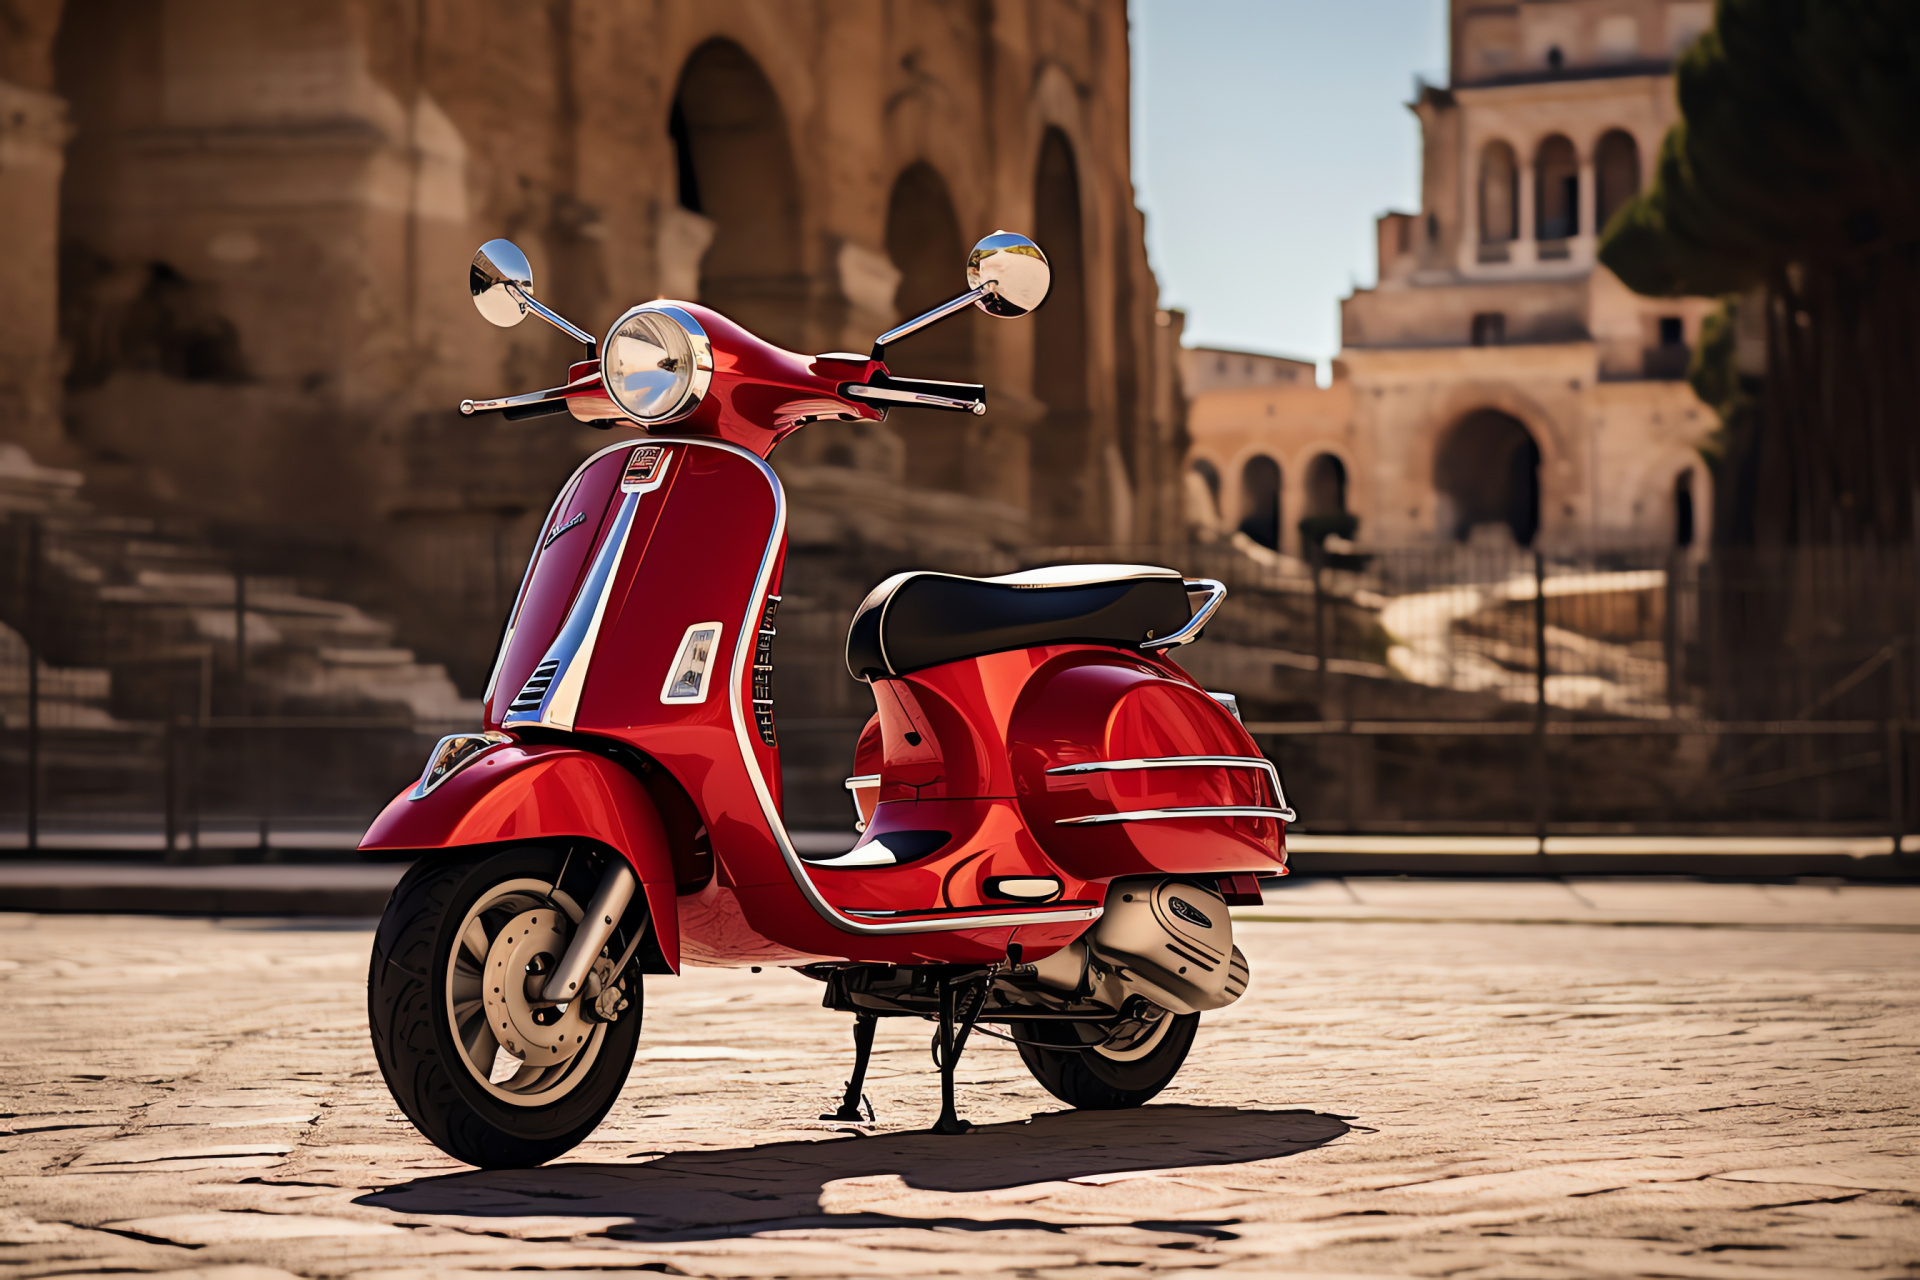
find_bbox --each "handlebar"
[841,371,987,416]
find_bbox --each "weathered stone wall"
[0,0,1183,698]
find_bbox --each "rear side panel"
[1011,651,1286,878]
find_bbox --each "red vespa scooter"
[363,231,1294,1168]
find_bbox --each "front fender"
[360,742,680,972]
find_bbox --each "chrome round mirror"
[966,231,1051,317]
[471,239,534,327]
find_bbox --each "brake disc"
[480,908,594,1067]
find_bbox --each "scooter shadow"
[359,1105,1350,1243]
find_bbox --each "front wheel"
[367,844,645,1167]
[1012,1005,1200,1110]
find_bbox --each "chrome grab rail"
[1056,805,1295,826]
[1143,578,1226,650]
[1045,753,1297,824]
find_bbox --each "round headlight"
[601,305,713,425]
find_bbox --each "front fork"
[543,861,639,1004]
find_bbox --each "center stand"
[932,974,987,1134]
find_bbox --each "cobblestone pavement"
[1,883,1917,1278]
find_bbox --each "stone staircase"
[0,444,477,833]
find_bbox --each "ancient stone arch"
[1434,409,1540,546]
[1237,453,1282,551]
[884,160,975,490]
[1533,134,1579,241]
[1030,126,1093,540]
[1479,139,1519,245]
[1594,128,1641,228]
[671,39,806,349]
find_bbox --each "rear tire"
[1012,1010,1199,1110]
[367,844,644,1168]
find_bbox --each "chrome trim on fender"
[673,436,1104,936]
[1142,578,1226,650]
[1056,805,1295,826]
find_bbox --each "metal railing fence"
[8,509,1920,846]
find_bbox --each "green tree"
[1599,0,1920,547]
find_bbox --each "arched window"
[885,162,973,491]
[1595,129,1641,229]
[1191,458,1222,510]
[1674,468,1696,547]
[1535,134,1579,242]
[1238,455,1282,551]
[1306,453,1348,517]
[1301,452,1354,548]
[671,41,804,348]
[1480,141,1518,246]
[1435,410,1541,546]
[1031,128,1092,538]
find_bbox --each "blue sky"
[1129,0,1448,363]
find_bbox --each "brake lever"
[460,369,604,417]
[841,372,987,416]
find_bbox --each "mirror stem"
[511,284,598,353]
[870,284,990,359]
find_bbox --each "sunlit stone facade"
[1188,0,1717,558]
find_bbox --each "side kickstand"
[932,976,985,1135]
[821,1012,877,1122]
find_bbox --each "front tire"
[367,844,644,1167]
[1012,1008,1200,1110]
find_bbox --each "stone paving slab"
[0,897,1915,1277]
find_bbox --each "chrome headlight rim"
[601,303,715,426]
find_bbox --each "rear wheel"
[367,844,644,1167]
[1012,1004,1199,1109]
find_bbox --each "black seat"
[844,564,1194,680]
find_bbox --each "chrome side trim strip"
[1143,578,1226,650]
[845,905,1103,923]
[1045,753,1291,816]
[676,436,1103,937]
[1056,805,1296,826]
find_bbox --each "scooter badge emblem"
[621,444,668,492]
[542,510,585,548]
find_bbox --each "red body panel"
[360,743,681,971]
